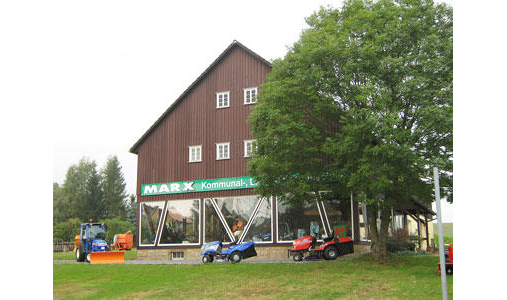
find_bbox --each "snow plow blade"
[90,251,125,264]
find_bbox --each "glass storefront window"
[158,199,200,245]
[204,199,233,243]
[140,201,165,245]
[322,198,352,238]
[277,201,325,242]
[242,197,273,243]
[214,196,259,241]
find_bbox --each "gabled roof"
[129,40,271,154]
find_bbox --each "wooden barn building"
[129,41,435,261]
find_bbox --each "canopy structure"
[393,198,436,250]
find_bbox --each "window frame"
[238,196,273,244]
[156,199,201,247]
[216,142,230,160]
[216,91,230,109]
[275,199,327,244]
[203,198,235,244]
[138,201,166,247]
[243,87,258,105]
[244,139,256,158]
[204,196,272,245]
[188,145,202,163]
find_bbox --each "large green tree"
[249,0,452,263]
[100,155,128,220]
[59,158,105,222]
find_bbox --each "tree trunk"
[369,205,392,264]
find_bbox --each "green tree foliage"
[249,0,452,263]
[101,155,128,220]
[86,162,105,221]
[53,218,82,242]
[53,157,134,244]
[126,194,137,226]
[53,182,66,224]
[57,158,105,222]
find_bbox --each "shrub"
[53,218,82,242]
[386,229,416,253]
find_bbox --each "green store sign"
[141,176,258,196]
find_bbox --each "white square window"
[244,139,256,157]
[189,145,202,163]
[244,87,257,105]
[216,91,230,108]
[216,142,230,160]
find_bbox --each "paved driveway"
[54,256,354,265]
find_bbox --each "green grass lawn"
[433,223,453,237]
[53,254,452,300]
[433,223,453,248]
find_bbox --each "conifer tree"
[100,155,128,220]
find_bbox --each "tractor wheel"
[324,246,339,260]
[76,245,85,262]
[230,252,242,263]
[447,265,453,275]
[293,252,303,262]
[85,253,91,263]
[202,255,212,263]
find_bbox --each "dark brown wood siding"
[136,45,270,202]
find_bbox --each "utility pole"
[434,167,448,300]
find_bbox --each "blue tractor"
[74,222,124,264]
[200,240,257,263]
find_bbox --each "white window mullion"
[244,87,258,105]
[216,142,230,160]
[189,145,202,162]
[244,139,256,157]
[209,198,235,243]
[156,201,169,246]
[238,197,265,243]
[216,91,230,108]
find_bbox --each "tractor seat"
[323,232,335,243]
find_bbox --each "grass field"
[53,254,452,300]
[433,223,453,237]
[433,223,453,245]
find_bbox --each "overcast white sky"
[48,0,455,221]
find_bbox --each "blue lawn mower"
[200,240,257,263]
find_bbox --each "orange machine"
[111,232,134,250]
[73,235,80,252]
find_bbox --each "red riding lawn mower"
[290,230,354,261]
[438,243,453,275]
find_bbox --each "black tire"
[293,252,303,262]
[447,265,453,275]
[85,253,91,263]
[230,252,242,263]
[324,246,339,260]
[202,255,213,263]
[76,245,85,262]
